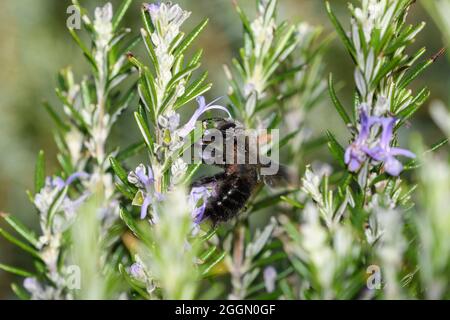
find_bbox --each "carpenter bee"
[190,118,289,225]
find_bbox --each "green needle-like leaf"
[326,131,346,168]
[112,0,133,31]
[0,264,35,278]
[34,150,45,194]
[328,73,352,126]
[0,213,39,248]
[174,18,209,59]
[134,111,155,154]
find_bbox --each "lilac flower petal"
[129,262,146,281]
[53,177,66,189]
[129,263,143,277]
[179,105,231,137]
[379,117,396,149]
[193,203,206,224]
[135,164,154,187]
[135,164,147,182]
[140,196,152,219]
[65,172,89,186]
[177,96,232,138]
[384,156,403,176]
[358,107,371,140]
[23,277,41,293]
[363,145,384,161]
[196,95,206,108]
[344,106,377,173]
[390,147,416,158]
[189,186,209,204]
[189,186,211,225]
[143,3,160,14]
[344,147,351,164]
[348,158,362,172]
[263,266,277,293]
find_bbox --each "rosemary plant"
[276,0,445,299]
[0,0,137,299]
[418,0,450,299]
[1,0,450,301]
[109,2,229,299]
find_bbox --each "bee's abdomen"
[204,170,257,224]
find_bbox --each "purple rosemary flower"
[143,2,190,40]
[344,106,374,172]
[188,186,211,226]
[344,106,415,176]
[128,164,164,220]
[143,3,160,16]
[263,266,277,293]
[363,117,415,176]
[50,177,66,190]
[129,261,146,282]
[34,172,89,215]
[177,96,232,138]
[48,172,89,190]
[128,164,154,190]
[158,110,180,132]
[33,172,90,236]
[65,172,90,186]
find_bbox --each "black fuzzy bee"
[190,118,287,225]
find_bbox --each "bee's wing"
[260,161,294,189]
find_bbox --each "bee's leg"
[190,172,226,188]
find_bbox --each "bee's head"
[201,117,243,133]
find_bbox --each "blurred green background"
[0,0,448,299]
